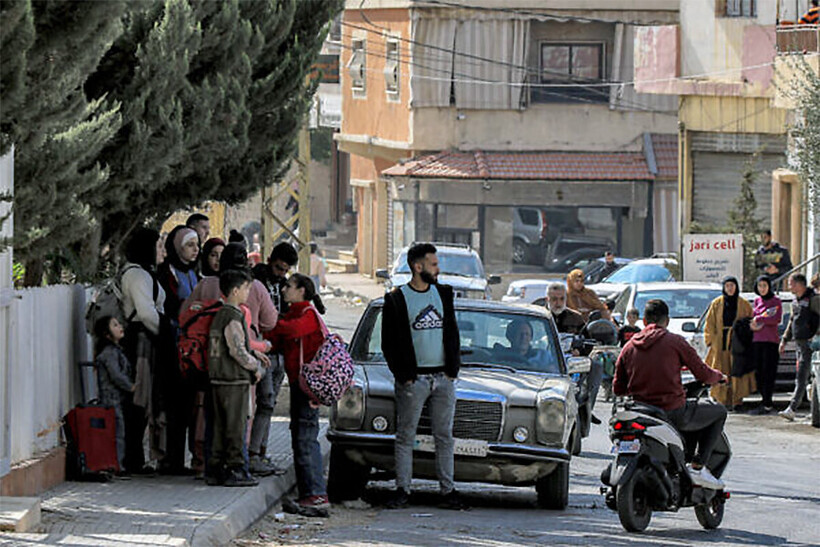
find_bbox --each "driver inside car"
[498,320,558,373]
[614,299,728,490]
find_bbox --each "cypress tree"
[1,0,127,284]
[728,155,764,291]
[0,0,35,155]
[91,0,342,255]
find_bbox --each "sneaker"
[297,495,330,509]
[590,414,602,425]
[249,456,284,477]
[223,468,259,487]
[687,464,724,490]
[779,407,796,421]
[438,490,470,511]
[385,488,410,509]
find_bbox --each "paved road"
[305,298,820,546]
[307,413,819,546]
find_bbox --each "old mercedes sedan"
[327,298,590,509]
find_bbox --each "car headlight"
[536,392,566,445]
[334,383,365,430]
[513,426,529,443]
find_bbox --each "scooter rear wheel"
[616,470,652,532]
[694,494,725,529]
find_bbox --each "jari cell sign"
[682,234,744,288]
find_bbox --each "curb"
[191,426,331,547]
[326,286,378,304]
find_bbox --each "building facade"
[337,0,680,275]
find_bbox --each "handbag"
[298,306,355,406]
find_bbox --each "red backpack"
[178,299,223,381]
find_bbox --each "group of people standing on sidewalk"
[93,213,333,509]
[701,230,816,419]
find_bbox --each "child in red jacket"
[267,273,328,511]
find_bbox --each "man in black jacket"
[779,273,820,421]
[381,243,466,510]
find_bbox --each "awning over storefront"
[381,149,654,215]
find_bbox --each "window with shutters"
[724,0,756,17]
[348,38,366,94]
[384,39,400,99]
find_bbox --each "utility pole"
[261,89,312,274]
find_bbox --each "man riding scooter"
[614,299,728,489]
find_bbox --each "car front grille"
[418,399,502,442]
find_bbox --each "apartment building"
[337,0,680,275]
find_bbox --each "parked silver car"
[376,243,501,300]
[327,298,590,509]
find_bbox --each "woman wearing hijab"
[120,227,167,474]
[749,276,782,415]
[200,237,226,278]
[703,276,755,409]
[566,269,611,321]
[156,225,201,474]
[158,225,201,320]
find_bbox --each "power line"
[340,19,777,90]
[337,36,662,112]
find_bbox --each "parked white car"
[502,277,564,305]
[586,257,677,301]
[610,282,722,337]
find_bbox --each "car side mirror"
[682,322,697,333]
[375,269,390,280]
[566,356,591,375]
[488,275,502,285]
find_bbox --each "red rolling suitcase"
[63,405,119,480]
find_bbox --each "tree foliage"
[727,156,763,291]
[0,0,127,283]
[787,58,820,217]
[1,0,342,285]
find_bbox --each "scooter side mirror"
[567,356,591,375]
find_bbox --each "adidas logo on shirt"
[413,305,443,330]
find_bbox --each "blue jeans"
[394,372,456,494]
[290,386,326,498]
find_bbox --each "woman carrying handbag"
[267,273,329,511]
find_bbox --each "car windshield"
[394,251,483,278]
[634,289,721,319]
[604,263,671,284]
[350,306,564,375]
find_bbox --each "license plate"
[612,440,641,454]
[414,435,488,457]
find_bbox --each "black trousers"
[667,400,728,467]
[123,397,147,472]
[753,341,779,407]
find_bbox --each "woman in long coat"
[704,276,755,408]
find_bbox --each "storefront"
[382,150,655,273]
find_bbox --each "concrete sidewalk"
[325,272,384,303]
[0,417,329,547]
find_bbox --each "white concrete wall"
[0,148,13,477]
[6,284,89,464]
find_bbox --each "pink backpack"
[299,307,355,406]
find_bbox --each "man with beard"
[547,283,586,335]
[381,243,466,510]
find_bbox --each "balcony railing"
[777,24,820,54]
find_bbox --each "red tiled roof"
[651,134,678,181]
[382,150,653,181]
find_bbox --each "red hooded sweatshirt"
[613,323,723,411]
[265,302,325,384]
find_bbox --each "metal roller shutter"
[690,132,786,229]
[692,151,782,228]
